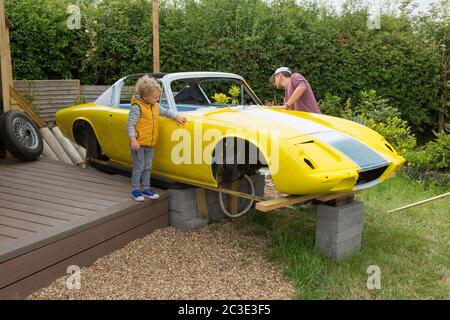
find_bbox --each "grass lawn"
[236,173,450,299]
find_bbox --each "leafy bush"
[405,132,450,173]
[318,93,345,117]
[355,90,401,123]
[211,93,229,104]
[5,0,447,133]
[366,117,417,154]
[423,132,450,171]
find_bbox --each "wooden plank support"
[9,86,46,128]
[256,195,317,212]
[195,188,208,220]
[229,180,240,216]
[256,192,356,212]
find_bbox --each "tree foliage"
[5,0,449,132]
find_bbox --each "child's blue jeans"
[131,147,153,191]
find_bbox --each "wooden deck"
[0,158,169,299]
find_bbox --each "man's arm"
[285,85,306,108]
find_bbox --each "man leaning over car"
[270,67,321,114]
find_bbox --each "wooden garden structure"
[0,0,13,113]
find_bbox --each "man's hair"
[270,70,293,84]
[135,75,161,97]
[280,71,292,78]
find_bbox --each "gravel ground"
[28,220,295,300]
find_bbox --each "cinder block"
[167,188,197,202]
[315,234,362,261]
[167,174,266,228]
[317,201,364,221]
[315,200,364,261]
[169,198,197,212]
[169,208,198,222]
[316,213,364,233]
[316,223,363,243]
[170,216,208,230]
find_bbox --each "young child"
[128,75,187,201]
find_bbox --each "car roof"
[122,72,243,83]
[95,72,246,107]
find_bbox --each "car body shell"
[56,72,405,195]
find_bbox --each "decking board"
[0,180,119,206]
[0,158,169,299]
[0,175,126,202]
[0,171,128,197]
[1,166,129,193]
[12,161,129,186]
[0,216,51,232]
[0,192,91,216]
[0,186,109,211]
[0,200,78,221]
[0,208,65,227]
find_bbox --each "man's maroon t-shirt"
[284,73,321,114]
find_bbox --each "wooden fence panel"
[14,80,80,124]
[80,85,135,102]
[80,85,109,102]
[13,81,136,124]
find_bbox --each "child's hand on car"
[176,115,187,126]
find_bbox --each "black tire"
[0,111,43,161]
[82,124,116,175]
[0,133,6,158]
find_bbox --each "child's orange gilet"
[131,97,160,147]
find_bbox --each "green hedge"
[5,0,448,132]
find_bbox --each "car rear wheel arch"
[72,120,103,160]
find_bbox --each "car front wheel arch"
[211,137,267,185]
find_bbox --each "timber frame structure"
[0,0,13,113]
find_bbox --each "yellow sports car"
[56,72,405,195]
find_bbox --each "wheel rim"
[219,174,255,218]
[12,117,39,150]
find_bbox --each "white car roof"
[95,72,244,107]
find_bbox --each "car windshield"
[170,78,260,112]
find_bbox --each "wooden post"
[0,0,13,112]
[152,0,160,73]
[195,188,209,220]
[229,180,240,216]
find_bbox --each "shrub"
[423,132,450,171]
[355,90,401,123]
[405,132,450,173]
[318,93,345,117]
[6,0,446,133]
[366,117,417,154]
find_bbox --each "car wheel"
[0,111,43,161]
[83,124,116,175]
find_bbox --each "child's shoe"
[142,188,160,200]
[131,190,145,202]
